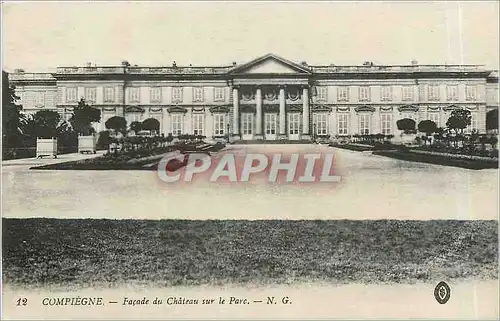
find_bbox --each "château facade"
[8,53,499,141]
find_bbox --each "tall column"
[232,87,240,137]
[279,86,286,137]
[302,87,310,139]
[255,87,263,139]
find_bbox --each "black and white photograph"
[1,1,499,319]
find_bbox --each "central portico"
[228,54,312,141]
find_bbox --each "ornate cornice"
[312,104,333,112]
[192,107,206,113]
[398,105,419,112]
[209,105,230,114]
[125,106,145,113]
[240,105,256,114]
[336,106,350,112]
[168,106,188,114]
[442,104,461,111]
[286,104,303,112]
[355,105,376,113]
[380,106,393,112]
[263,104,280,113]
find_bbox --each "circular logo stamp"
[434,281,451,304]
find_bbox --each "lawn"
[2,219,497,289]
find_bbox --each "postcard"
[2,1,499,319]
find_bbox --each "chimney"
[232,61,237,66]
[14,69,25,73]
[301,61,308,66]
[411,60,418,66]
[85,62,92,67]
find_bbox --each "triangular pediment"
[230,54,311,75]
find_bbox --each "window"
[401,112,416,121]
[381,114,392,135]
[214,114,227,136]
[317,86,328,101]
[380,86,393,101]
[85,87,96,103]
[193,87,204,102]
[214,87,225,101]
[150,87,162,103]
[358,114,371,135]
[313,113,329,135]
[192,114,205,136]
[428,113,440,127]
[446,85,458,101]
[402,86,414,101]
[337,113,349,135]
[359,86,371,102]
[66,87,78,103]
[465,85,477,101]
[171,114,183,136]
[129,87,140,103]
[128,113,141,124]
[337,86,349,102]
[33,92,45,107]
[104,87,115,103]
[172,87,183,102]
[427,84,440,101]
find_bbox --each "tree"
[105,116,127,134]
[2,71,24,147]
[396,118,416,134]
[446,109,471,135]
[69,98,101,136]
[130,121,143,134]
[486,109,498,132]
[142,118,160,133]
[418,120,438,145]
[32,110,61,139]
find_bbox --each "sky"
[2,1,499,72]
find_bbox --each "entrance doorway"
[288,113,300,140]
[264,113,277,140]
[241,113,254,140]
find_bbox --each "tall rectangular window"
[465,85,478,101]
[337,113,349,135]
[317,86,328,101]
[171,114,183,136]
[313,113,329,135]
[427,84,440,101]
[428,113,440,127]
[214,87,225,101]
[214,114,227,136]
[381,114,392,135]
[380,86,393,101]
[150,87,162,103]
[359,86,371,102]
[402,86,414,101]
[192,87,204,102]
[129,87,140,103]
[446,85,458,101]
[85,87,96,103]
[104,87,115,103]
[33,92,45,107]
[172,87,183,102]
[358,114,371,135]
[66,87,78,103]
[192,114,205,136]
[337,86,349,102]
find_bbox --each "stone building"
[8,53,499,141]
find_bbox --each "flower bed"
[30,141,226,171]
